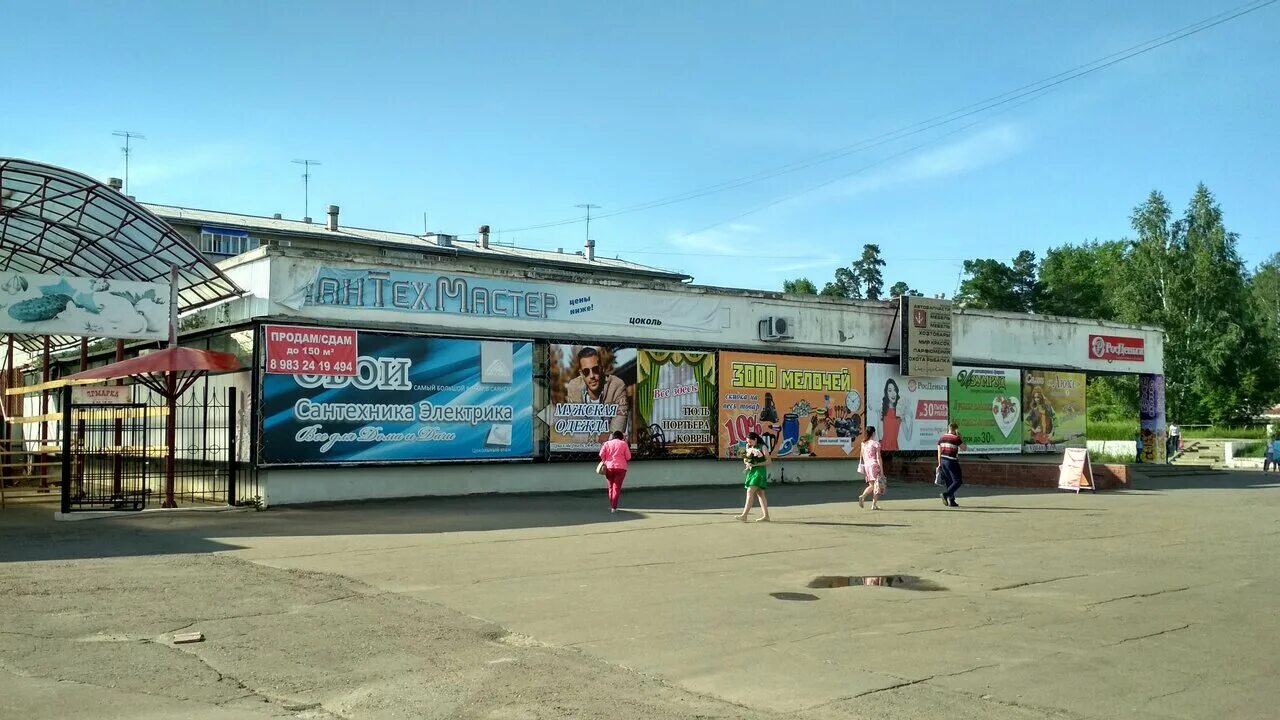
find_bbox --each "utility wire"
[616,250,969,261]
[460,0,1275,239]
[662,88,1053,245]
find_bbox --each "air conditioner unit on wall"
[759,316,794,341]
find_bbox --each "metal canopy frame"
[0,158,241,352]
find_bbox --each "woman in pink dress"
[598,430,632,513]
[858,426,886,510]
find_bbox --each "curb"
[54,505,256,522]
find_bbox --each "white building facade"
[151,204,1165,506]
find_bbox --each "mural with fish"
[0,272,171,341]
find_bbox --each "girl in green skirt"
[736,432,771,522]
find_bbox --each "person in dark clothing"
[758,392,781,454]
[937,423,967,507]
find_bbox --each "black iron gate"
[60,385,257,512]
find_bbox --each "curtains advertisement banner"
[261,333,534,464]
[547,344,637,452]
[635,350,717,456]
[948,366,1023,454]
[865,365,950,452]
[1022,370,1087,452]
[718,352,865,460]
[1138,373,1167,464]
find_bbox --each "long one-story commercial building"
[133,201,1166,506]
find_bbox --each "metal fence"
[59,384,257,512]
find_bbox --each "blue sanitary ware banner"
[261,333,534,464]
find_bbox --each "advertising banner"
[1138,373,1166,464]
[1022,370,1087,452]
[1088,334,1145,362]
[635,350,716,456]
[264,325,358,376]
[0,271,170,341]
[547,344,636,453]
[280,266,726,334]
[718,352,865,460]
[948,366,1022,454]
[865,364,950,452]
[899,296,953,377]
[261,333,533,464]
[1058,448,1096,492]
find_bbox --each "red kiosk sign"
[1088,334,1145,362]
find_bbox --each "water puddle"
[806,575,945,591]
[769,592,820,602]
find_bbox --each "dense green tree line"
[782,184,1280,424]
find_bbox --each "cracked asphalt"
[2,471,1277,719]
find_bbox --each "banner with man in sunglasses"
[549,344,636,452]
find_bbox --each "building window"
[208,330,254,366]
[199,227,257,256]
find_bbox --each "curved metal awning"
[0,157,242,351]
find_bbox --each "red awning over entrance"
[61,345,243,508]
[64,346,241,384]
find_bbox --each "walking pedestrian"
[858,426,886,510]
[736,432,771,522]
[1264,435,1279,473]
[598,430,631,513]
[937,422,967,507]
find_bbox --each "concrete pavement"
[2,471,1277,718]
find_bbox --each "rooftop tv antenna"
[112,131,146,194]
[574,203,601,242]
[292,159,321,220]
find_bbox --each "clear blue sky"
[3,0,1277,296]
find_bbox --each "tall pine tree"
[857,244,886,301]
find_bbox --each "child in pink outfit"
[598,430,632,513]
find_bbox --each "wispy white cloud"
[667,222,764,255]
[771,255,840,274]
[662,222,837,274]
[833,123,1025,198]
[660,123,1024,274]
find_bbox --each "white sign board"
[0,272,170,341]
[1058,447,1096,493]
[278,266,727,334]
[71,385,133,404]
